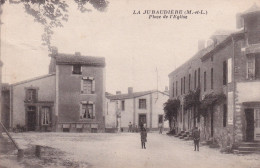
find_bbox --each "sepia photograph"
[0,0,260,167]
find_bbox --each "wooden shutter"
[81,79,83,93]
[92,79,95,93]
[93,103,96,119]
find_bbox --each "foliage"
[200,92,226,117]
[0,0,109,52]
[183,88,200,110]
[163,98,180,129]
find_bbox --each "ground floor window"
[81,103,95,119]
[42,107,50,125]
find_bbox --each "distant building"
[8,51,106,132]
[105,87,169,132]
[168,4,260,148]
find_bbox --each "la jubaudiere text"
[133,10,208,20]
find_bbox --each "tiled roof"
[53,53,105,67]
[168,30,244,77]
[242,3,260,16]
[106,90,168,100]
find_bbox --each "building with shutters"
[168,4,260,149]
[105,87,169,132]
[8,50,106,132]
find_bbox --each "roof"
[106,90,169,100]
[52,53,105,67]
[168,30,244,77]
[241,3,260,17]
[11,74,55,86]
[1,83,10,91]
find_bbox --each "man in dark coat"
[140,124,147,149]
[192,127,200,151]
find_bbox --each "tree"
[0,0,109,52]
[163,98,180,130]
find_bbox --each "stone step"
[238,147,260,151]
[239,142,260,147]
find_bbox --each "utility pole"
[0,4,3,137]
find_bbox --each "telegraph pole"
[0,4,3,137]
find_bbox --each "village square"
[0,0,260,168]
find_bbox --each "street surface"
[1,132,260,168]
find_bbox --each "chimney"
[128,87,133,95]
[236,13,244,29]
[116,91,121,95]
[75,52,81,56]
[198,40,205,51]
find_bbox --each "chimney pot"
[75,52,81,56]
[128,87,133,95]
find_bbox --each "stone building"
[168,5,260,149]
[8,51,106,132]
[105,87,169,132]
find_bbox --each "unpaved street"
[2,132,260,168]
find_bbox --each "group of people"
[137,125,201,151]
[128,122,139,132]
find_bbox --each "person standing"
[128,122,132,132]
[140,124,147,149]
[192,127,200,151]
[158,123,163,134]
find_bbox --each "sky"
[0,0,259,94]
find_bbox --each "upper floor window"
[223,61,227,85]
[183,77,186,94]
[42,107,50,125]
[121,100,125,111]
[189,74,191,91]
[81,102,95,119]
[181,78,183,95]
[176,81,178,96]
[198,68,201,88]
[194,70,197,89]
[139,99,146,109]
[81,77,95,94]
[158,115,163,124]
[26,89,37,102]
[172,83,175,97]
[72,64,82,75]
[211,68,214,89]
[204,71,207,92]
[247,55,260,80]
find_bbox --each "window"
[72,64,82,74]
[176,81,178,96]
[42,107,50,125]
[223,104,227,127]
[121,100,125,111]
[198,68,201,88]
[204,71,207,91]
[158,115,163,124]
[26,89,36,102]
[194,70,197,89]
[247,57,255,80]
[172,83,175,97]
[211,68,214,89]
[223,61,227,85]
[189,74,191,91]
[183,77,186,94]
[81,77,95,94]
[211,56,214,62]
[139,99,146,109]
[81,103,95,119]
[181,78,183,95]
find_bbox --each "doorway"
[27,106,36,131]
[139,114,147,127]
[245,108,254,141]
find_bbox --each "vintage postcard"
[0,0,260,167]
